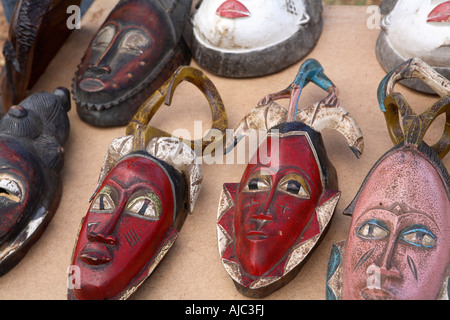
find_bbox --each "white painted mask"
[193,0,309,52]
[384,0,450,67]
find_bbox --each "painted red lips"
[79,243,112,265]
[216,0,250,18]
[427,1,450,22]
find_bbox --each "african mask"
[1,0,81,112]
[188,0,323,78]
[68,66,228,300]
[0,87,71,275]
[218,59,364,298]
[326,58,450,300]
[73,0,192,127]
[376,0,450,94]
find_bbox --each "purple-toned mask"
[326,58,450,300]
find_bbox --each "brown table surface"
[0,2,447,300]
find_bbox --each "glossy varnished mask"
[218,122,340,297]
[341,146,450,300]
[71,154,177,300]
[234,131,323,276]
[76,1,168,103]
[190,0,323,77]
[73,0,192,126]
[0,138,41,245]
[194,0,308,51]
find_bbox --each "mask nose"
[88,64,111,75]
[86,211,122,246]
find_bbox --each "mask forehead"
[352,149,449,224]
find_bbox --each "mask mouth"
[216,0,251,18]
[246,230,268,240]
[360,287,394,300]
[79,78,106,93]
[79,242,113,265]
[427,1,450,23]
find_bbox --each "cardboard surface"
[0,2,447,300]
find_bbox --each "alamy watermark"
[66,5,81,30]
[172,121,280,166]
[366,5,382,30]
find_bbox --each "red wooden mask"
[218,59,364,298]
[326,58,450,300]
[68,66,227,300]
[73,0,192,127]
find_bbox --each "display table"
[0,1,446,300]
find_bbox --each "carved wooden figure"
[72,0,192,127]
[0,87,71,275]
[187,0,323,78]
[217,59,364,298]
[0,0,81,112]
[376,0,450,94]
[68,66,227,300]
[326,58,450,300]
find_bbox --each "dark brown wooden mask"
[73,0,192,127]
[0,88,71,275]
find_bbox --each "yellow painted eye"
[91,185,117,213]
[125,191,162,220]
[277,173,310,199]
[242,172,271,192]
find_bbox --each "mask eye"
[357,220,389,240]
[121,30,149,55]
[242,172,271,192]
[401,225,436,248]
[125,191,162,221]
[277,173,310,199]
[91,185,117,213]
[92,24,116,47]
[0,178,22,202]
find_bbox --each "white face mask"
[192,0,309,52]
[385,0,450,67]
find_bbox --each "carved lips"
[216,0,250,18]
[427,1,450,22]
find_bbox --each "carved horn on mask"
[224,91,364,159]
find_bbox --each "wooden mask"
[218,59,364,298]
[0,88,71,275]
[326,58,450,300]
[68,66,228,300]
[73,0,192,127]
